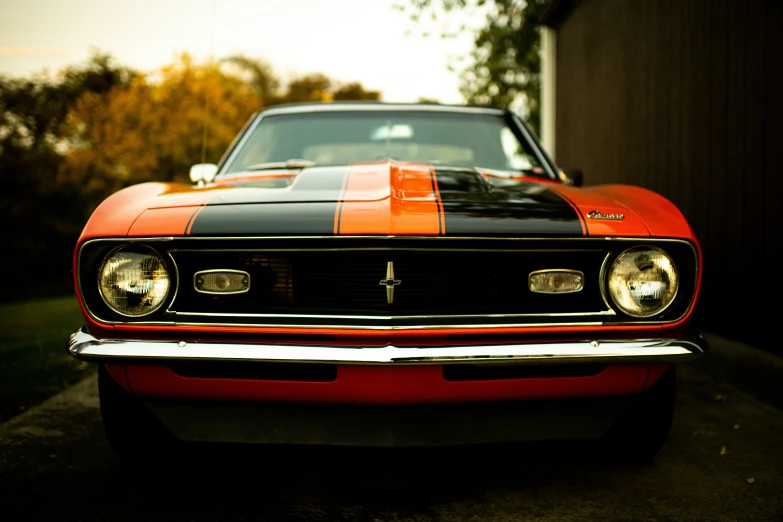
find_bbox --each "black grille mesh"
[171,249,609,317]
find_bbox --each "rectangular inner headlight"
[194,270,250,294]
[529,270,584,294]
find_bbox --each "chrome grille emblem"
[379,261,402,304]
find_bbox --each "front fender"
[590,184,696,239]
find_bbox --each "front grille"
[170,248,610,320]
[77,237,699,327]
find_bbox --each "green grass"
[0,295,95,423]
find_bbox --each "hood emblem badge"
[379,261,402,304]
[586,210,625,221]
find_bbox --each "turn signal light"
[194,270,250,294]
[529,270,584,294]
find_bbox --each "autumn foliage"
[59,55,263,195]
[60,53,380,195]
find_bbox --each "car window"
[500,127,533,170]
[223,111,544,175]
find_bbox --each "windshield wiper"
[245,159,315,171]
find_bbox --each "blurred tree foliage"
[222,55,280,106]
[224,56,380,104]
[0,51,381,301]
[1,52,137,299]
[59,54,262,196]
[399,0,546,132]
[333,82,381,101]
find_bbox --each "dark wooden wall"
[551,0,782,350]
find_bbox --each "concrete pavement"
[696,333,783,411]
[0,364,782,521]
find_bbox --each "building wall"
[551,0,782,350]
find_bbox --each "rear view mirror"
[190,163,218,186]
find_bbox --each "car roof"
[259,101,507,117]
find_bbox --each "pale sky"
[0,0,480,103]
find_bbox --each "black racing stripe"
[548,187,588,236]
[188,202,340,236]
[427,165,444,235]
[189,167,350,236]
[433,169,584,237]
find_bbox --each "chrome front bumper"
[67,327,707,365]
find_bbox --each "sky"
[0,0,480,103]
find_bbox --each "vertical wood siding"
[553,0,782,350]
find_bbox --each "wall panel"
[552,0,782,351]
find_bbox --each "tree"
[333,82,381,101]
[281,73,333,104]
[224,55,381,106]
[0,51,135,152]
[59,53,262,197]
[399,0,547,132]
[222,55,280,105]
[0,52,137,299]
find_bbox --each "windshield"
[222,110,549,177]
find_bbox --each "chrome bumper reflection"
[67,327,707,365]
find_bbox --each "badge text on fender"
[586,210,625,221]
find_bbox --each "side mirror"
[560,168,584,187]
[189,163,218,186]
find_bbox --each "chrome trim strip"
[173,247,606,253]
[172,310,616,320]
[598,251,616,314]
[64,320,606,329]
[528,269,585,294]
[62,316,613,328]
[164,251,181,313]
[193,269,251,295]
[67,327,706,365]
[259,104,506,116]
[219,111,263,174]
[78,236,699,244]
[168,321,607,330]
[510,112,560,180]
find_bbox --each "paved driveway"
[1,364,781,521]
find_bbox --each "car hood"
[82,161,693,239]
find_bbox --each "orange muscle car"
[68,102,706,463]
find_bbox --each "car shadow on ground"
[118,440,635,497]
[37,444,558,517]
[70,441,656,521]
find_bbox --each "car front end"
[67,103,706,460]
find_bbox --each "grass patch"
[0,295,94,423]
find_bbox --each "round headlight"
[607,246,678,318]
[98,245,171,317]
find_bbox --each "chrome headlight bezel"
[607,245,679,318]
[97,244,171,318]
